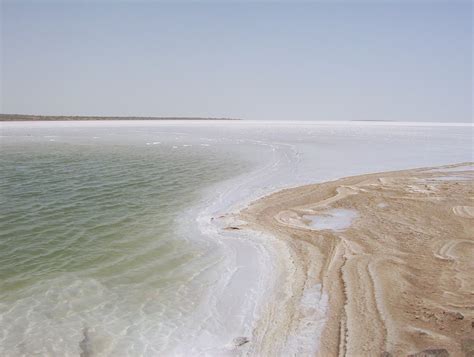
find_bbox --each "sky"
[1,1,472,122]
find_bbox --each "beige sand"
[240,163,474,356]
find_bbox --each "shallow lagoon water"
[0,138,253,355]
[0,120,472,355]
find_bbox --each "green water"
[0,141,249,355]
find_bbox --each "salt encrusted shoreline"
[237,163,473,356]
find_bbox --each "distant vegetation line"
[0,114,241,121]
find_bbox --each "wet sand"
[240,163,474,356]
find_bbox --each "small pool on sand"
[303,209,358,231]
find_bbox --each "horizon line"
[1,115,472,127]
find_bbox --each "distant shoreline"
[0,114,241,121]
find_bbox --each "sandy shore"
[239,163,473,356]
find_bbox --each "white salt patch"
[304,209,358,231]
[282,283,327,356]
[152,142,160,145]
[377,202,388,208]
[406,185,431,194]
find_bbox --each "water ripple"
[0,141,249,355]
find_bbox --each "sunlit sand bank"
[239,163,473,356]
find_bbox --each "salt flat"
[1,120,472,355]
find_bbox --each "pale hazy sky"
[1,1,472,122]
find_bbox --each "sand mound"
[241,163,474,356]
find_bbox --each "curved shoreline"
[164,139,299,354]
[239,162,474,356]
